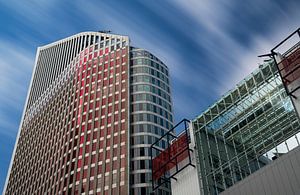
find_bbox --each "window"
[141,173,145,183]
[140,160,145,169]
[140,148,145,156]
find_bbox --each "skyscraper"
[4,32,173,195]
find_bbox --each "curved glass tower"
[130,48,174,195]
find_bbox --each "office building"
[151,28,300,194]
[193,60,300,194]
[4,32,173,195]
[152,60,300,195]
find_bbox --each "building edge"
[126,42,131,195]
[39,31,129,50]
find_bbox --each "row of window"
[131,49,168,69]
[131,84,171,102]
[130,159,151,170]
[131,113,172,130]
[130,66,169,84]
[79,34,127,51]
[131,123,169,136]
[131,75,170,93]
[130,172,151,185]
[131,102,173,122]
[130,134,167,148]
[77,64,126,85]
[77,64,124,80]
[80,47,127,64]
[75,160,126,180]
[129,181,170,195]
[94,37,127,49]
[131,57,169,77]
[131,93,172,112]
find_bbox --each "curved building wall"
[129,48,174,195]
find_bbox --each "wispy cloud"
[0,0,299,130]
[0,39,34,137]
[0,37,34,192]
[0,0,300,192]
[0,0,298,127]
[169,0,300,96]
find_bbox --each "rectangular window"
[94,52,98,58]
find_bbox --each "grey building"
[130,48,173,194]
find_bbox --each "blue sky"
[0,0,299,192]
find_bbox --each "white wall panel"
[171,162,201,195]
[221,146,300,195]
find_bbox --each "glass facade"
[129,48,173,195]
[192,61,300,194]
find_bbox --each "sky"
[0,0,299,192]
